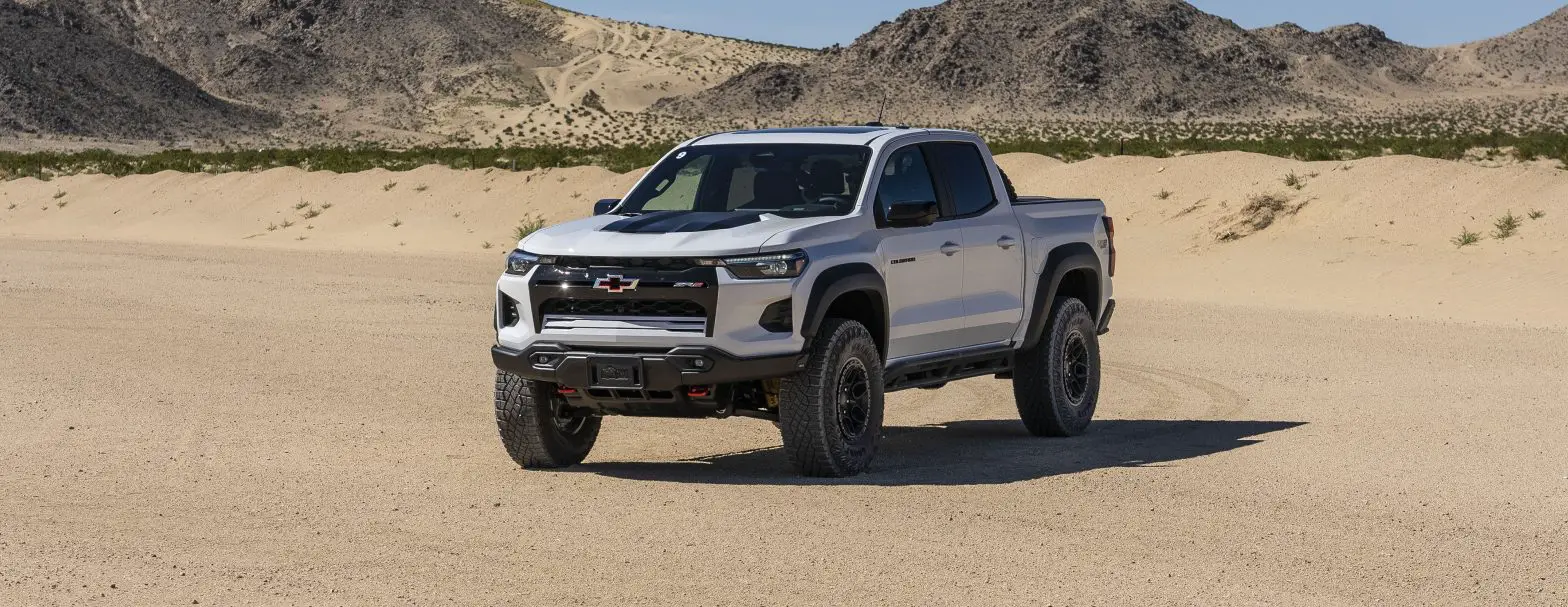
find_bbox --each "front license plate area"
[589,357,643,389]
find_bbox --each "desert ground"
[2,153,1565,605]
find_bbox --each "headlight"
[718,250,808,279]
[505,250,554,275]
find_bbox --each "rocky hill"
[0,1,272,140]
[660,0,1323,123]
[1471,6,1568,84]
[20,0,574,138]
[656,0,1568,126]
[3,0,1567,147]
[0,0,815,147]
[1253,23,1437,96]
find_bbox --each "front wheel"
[1013,297,1101,436]
[495,370,601,468]
[778,318,885,477]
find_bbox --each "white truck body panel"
[496,126,1111,372]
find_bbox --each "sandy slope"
[4,152,1564,326]
[0,165,643,253]
[433,9,816,147]
[997,152,1568,327]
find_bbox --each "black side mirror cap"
[593,199,620,216]
[885,200,939,228]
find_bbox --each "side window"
[875,146,939,218]
[928,142,996,217]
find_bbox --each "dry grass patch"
[1491,212,1522,240]
[513,214,547,241]
[1451,228,1482,248]
[1216,193,1309,242]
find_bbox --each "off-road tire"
[495,370,601,468]
[778,318,885,477]
[1013,297,1100,437]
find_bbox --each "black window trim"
[872,141,947,229]
[922,140,999,222]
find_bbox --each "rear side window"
[927,142,996,217]
[876,146,940,215]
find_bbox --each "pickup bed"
[491,126,1115,477]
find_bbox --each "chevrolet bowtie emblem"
[593,275,640,293]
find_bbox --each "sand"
[2,153,1566,605]
[5,151,1564,325]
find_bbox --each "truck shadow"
[576,419,1306,486]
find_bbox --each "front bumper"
[492,344,804,391]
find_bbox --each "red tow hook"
[686,385,712,398]
[557,387,578,395]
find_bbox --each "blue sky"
[549,0,1564,48]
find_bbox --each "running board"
[884,345,1014,393]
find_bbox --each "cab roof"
[687,126,977,148]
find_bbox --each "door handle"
[997,236,1019,250]
[940,242,962,256]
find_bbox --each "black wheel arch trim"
[1021,243,1104,351]
[799,263,889,357]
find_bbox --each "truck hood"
[519,212,827,257]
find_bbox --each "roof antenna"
[867,93,888,127]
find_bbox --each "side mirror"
[885,201,939,228]
[593,199,620,216]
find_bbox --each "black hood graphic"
[599,211,766,234]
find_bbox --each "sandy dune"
[537,13,816,112]
[4,152,1563,325]
[437,10,815,147]
[2,153,1567,604]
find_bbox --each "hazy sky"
[549,0,1564,49]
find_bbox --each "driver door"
[875,144,967,360]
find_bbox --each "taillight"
[1102,216,1116,277]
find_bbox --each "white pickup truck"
[492,126,1115,477]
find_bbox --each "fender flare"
[1021,243,1102,351]
[799,263,889,352]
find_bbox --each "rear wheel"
[1013,297,1100,436]
[495,370,601,468]
[778,318,885,477]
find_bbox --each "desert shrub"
[514,214,548,241]
[1451,228,1481,248]
[3,127,1567,180]
[1491,212,1522,240]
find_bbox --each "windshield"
[618,144,872,217]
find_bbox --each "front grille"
[541,299,706,318]
[552,257,703,272]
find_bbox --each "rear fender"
[1020,243,1102,351]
